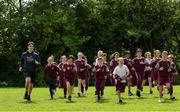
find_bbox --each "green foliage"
[0,0,180,86]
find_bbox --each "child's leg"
[49,86,53,99]
[85,77,89,91]
[78,79,82,94]
[66,82,71,97]
[82,79,86,91]
[127,77,133,95]
[63,80,67,97]
[148,77,153,93]
[117,92,121,101]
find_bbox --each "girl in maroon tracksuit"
[155,51,172,103]
[132,49,146,97]
[58,55,67,98]
[75,52,88,97]
[63,55,77,101]
[44,56,60,99]
[93,57,109,101]
[144,52,153,94]
[124,50,134,96]
[150,50,161,86]
[110,52,119,85]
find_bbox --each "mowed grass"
[0,86,180,111]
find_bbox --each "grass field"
[0,86,180,111]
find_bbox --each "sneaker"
[64,95,66,98]
[77,93,81,97]
[68,96,71,101]
[159,98,164,103]
[170,96,175,100]
[152,84,154,88]
[119,99,123,103]
[97,95,101,101]
[128,92,133,96]
[27,95,31,101]
[24,91,28,99]
[150,90,153,94]
[136,91,141,97]
[85,90,89,95]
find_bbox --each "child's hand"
[35,60,40,65]
[80,68,84,71]
[159,67,164,71]
[19,67,22,72]
[131,67,135,71]
[168,68,172,72]
[63,69,66,72]
[140,61,144,64]
[96,68,101,72]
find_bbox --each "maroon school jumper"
[44,64,59,83]
[110,59,118,72]
[132,57,146,90]
[110,59,118,85]
[150,58,161,81]
[58,62,67,96]
[75,59,87,80]
[155,60,171,86]
[93,64,109,96]
[144,58,152,80]
[63,63,77,85]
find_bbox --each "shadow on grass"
[19,100,37,104]
[64,100,76,103]
[95,98,110,103]
[126,97,148,100]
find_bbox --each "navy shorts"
[23,71,36,84]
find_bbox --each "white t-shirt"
[113,65,129,83]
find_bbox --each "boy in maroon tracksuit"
[63,55,77,101]
[155,51,171,103]
[132,49,146,97]
[168,55,177,100]
[124,50,134,96]
[75,52,88,97]
[93,57,109,101]
[58,55,67,98]
[44,56,60,99]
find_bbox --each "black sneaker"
[27,95,31,101]
[152,84,154,88]
[77,93,81,97]
[136,91,141,97]
[64,95,66,98]
[150,90,153,94]
[24,91,28,99]
[95,91,97,95]
[97,95,101,101]
[128,92,133,96]
[170,96,175,100]
[68,96,71,101]
[119,99,123,103]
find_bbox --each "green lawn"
[0,86,180,111]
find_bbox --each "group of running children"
[44,49,177,103]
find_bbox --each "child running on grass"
[93,57,109,101]
[113,57,129,103]
[63,55,77,101]
[44,55,60,99]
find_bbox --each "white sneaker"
[85,90,89,95]
[159,98,164,103]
